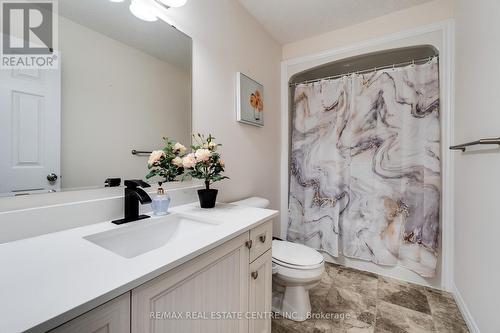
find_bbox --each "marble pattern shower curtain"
[288,58,440,277]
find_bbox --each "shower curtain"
[288,58,440,277]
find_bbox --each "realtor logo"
[1,0,58,69]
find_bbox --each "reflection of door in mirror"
[0,68,61,196]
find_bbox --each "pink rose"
[172,156,183,167]
[173,142,187,154]
[182,153,197,168]
[195,149,211,162]
[148,150,165,166]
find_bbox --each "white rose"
[148,150,165,166]
[195,149,211,162]
[172,156,183,167]
[182,154,197,168]
[173,142,187,154]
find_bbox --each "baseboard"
[451,282,480,333]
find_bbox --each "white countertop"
[0,203,278,333]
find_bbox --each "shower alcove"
[280,23,454,291]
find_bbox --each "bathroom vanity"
[0,203,277,333]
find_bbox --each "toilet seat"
[272,240,324,269]
[272,257,324,270]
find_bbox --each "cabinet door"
[249,250,272,333]
[132,234,249,333]
[50,293,130,333]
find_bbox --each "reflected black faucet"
[112,180,152,225]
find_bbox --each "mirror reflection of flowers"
[182,133,228,190]
[250,90,263,121]
[146,138,187,183]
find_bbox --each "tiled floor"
[272,263,469,333]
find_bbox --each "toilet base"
[281,286,311,322]
[273,272,322,322]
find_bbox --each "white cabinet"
[50,219,274,333]
[249,250,272,333]
[50,293,130,333]
[131,233,250,333]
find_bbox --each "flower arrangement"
[182,134,228,191]
[145,134,228,208]
[145,138,187,183]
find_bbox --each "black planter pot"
[197,189,218,208]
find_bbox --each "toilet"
[230,197,325,322]
[271,240,325,321]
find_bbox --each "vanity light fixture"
[109,0,187,22]
[129,0,159,22]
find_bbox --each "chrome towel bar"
[131,150,152,156]
[449,137,500,152]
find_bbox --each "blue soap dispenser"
[152,182,171,216]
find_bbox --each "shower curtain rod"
[289,55,439,87]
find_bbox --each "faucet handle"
[124,179,151,189]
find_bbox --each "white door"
[0,67,61,195]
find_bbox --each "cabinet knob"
[245,240,253,249]
[251,271,259,280]
[259,235,266,243]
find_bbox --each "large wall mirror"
[0,0,192,196]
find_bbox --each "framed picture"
[236,72,264,127]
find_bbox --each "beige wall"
[454,1,500,332]
[166,1,282,221]
[60,17,191,190]
[282,0,454,60]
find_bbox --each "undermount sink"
[84,214,217,258]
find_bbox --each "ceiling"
[59,0,191,72]
[238,0,433,44]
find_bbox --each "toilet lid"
[272,240,324,267]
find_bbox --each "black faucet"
[112,180,152,225]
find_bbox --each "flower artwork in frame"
[236,72,264,127]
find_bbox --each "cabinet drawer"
[249,220,272,262]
